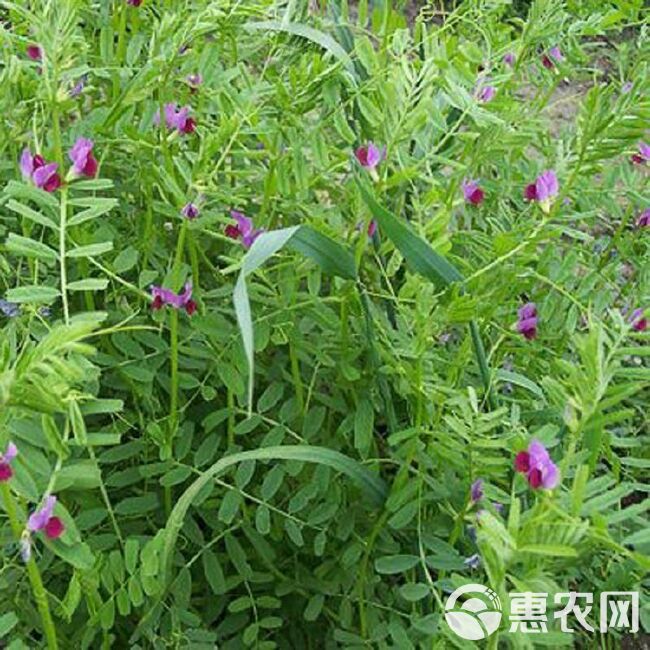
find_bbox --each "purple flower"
[503,52,515,66]
[629,308,647,332]
[462,178,485,206]
[127,0,143,6]
[542,46,563,69]
[631,142,650,165]
[524,169,559,212]
[621,81,633,94]
[26,44,42,61]
[69,75,87,98]
[151,281,196,315]
[20,149,61,193]
[68,137,98,178]
[514,439,559,490]
[0,442,18,482]
[27,495,65,539]
[517,302,538,340]
[225,210,264,248]
[154,103,196,134]
[0,299,20,318]
[476,85,496,103]
[186,73,203,89]
[181,202,200,220]
[470,479,483,503]
[637,208,650,228]
[355,142,384,171]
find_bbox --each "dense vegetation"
[0,0,648,648]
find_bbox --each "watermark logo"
[444,584,502,640]
[445,586,639,639]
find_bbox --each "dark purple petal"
[470,479,483,503]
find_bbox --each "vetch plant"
[0,1,648,647]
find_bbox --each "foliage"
[0,0,648,648]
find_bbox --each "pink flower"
[476,85,496,103]
[524,169,559,212]
[226,210,264,248]
[0,442,18,482]
[68,137,98,178]
[20,149,61,193]
[127,0,143,6]
[181,202,199,220]
[462,178,485,206]
[503,52,515,66]
[367,220,377,238]
[631,142,650,165]
[637,208,650,228]
[629,308,647,332]
[514,440,559,490]
[355,142,384,171]
[155,103,196,134]
[517,302,538,340]
[27,496,65,539]
[26,44,42,61]
[151,281,196,315]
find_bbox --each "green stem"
[289,342,304,415]
[1,484,59,650]
[59,188,70,324]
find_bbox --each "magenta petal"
[535,170,559,201]
[164,103,177,128]
[28,495,57,532]
[3,442,18,463]
[32,163,59,189]
[528,439,550,466]
[541,462,560,489]
[69,137,94,174]
[20,149,34,179]
[518,302,537,320]
[231,210,253,237]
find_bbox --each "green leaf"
[5,234,58,262]
[67,278,109,291]
[66,241,114,258]
[354,398,374,456]
[0,612,18,638]
[287,226,357,280]
[6,199,58,230]
[68,199,118,226]
[245,21,354,73]
[399,583,430,602]
[202,549,227,595]
[518,544,578,557]
[5,285,60,303]
[375,555,420,574]
[495,369,545,399]
[45,540,95,570]
[356,180,463,287]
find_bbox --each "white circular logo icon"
[444,583,502,640]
